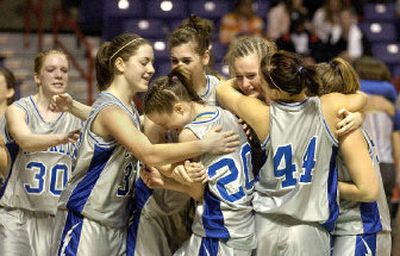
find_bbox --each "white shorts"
[254,213,330,256]
[332,232,391,256]
[173,233,252,256]
[0,207,55,256]
[53,209,126,256]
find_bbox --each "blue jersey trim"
[360,202,383,234]
[199,237,219,256]
[127,178,153,256]
[191,109,220,125]
[29,96,65,124]
[102,92,136,118]
[355,233,377,256]
[0,142,19,199]
[66,145,115,213]
[199,76,211,98]
[57,211,84,256]
[202,186,230,239]
[276,98,308,107]
[321,145,339,232]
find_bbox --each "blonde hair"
[224,36,277,76]
[316,57,360,95]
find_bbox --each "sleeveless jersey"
[253,97,339,232]
[334,129,391,235]
[0,96,82,215]
[0,116,5,139]
[58,92,139,228]
[184,106,256,250]
[198,74,220,106]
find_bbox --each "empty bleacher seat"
[211,41,228,63]
[146,0,188,19]
[363,3,396,22]
[122,19,168,39]
[359,22,397,43]
[189,0,233,20]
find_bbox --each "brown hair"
[316,57,360,95]
[34,49,69,75]
[168,15,213,56]
[0,67,17,105]
[224,36,277,76]
[353,56,391,81]
[260,50,320,96]
[95,33,150,91]
[144,66,204,114]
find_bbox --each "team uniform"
[174,106,255,256]
[53,92,140,256]
[253,97,339,256]
[131,75,220,255]
[0,116,6,186]
[332,130,391,256]
[0,96,82,256]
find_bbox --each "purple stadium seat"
[122,19,168,39]
[146,0,188,19]
[103,0,146,18]
[189,0,233,20]
[155,61,172,76]
[359,22,397,43]
[253,0,269,18]
[213,62,230,79]
[363,3,396,22]
[372,43,400,66]
[211,41,228,63]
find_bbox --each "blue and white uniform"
[53,92,139,256]
[0,96,81,256]
[253,97,339,256]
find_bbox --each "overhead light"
[387,44,398,54]
[161,1,173,11]
[370,23,382,33]
[375,4,386,14]
[154,41,166,51]
[118,0,129,10]
[205,1,216,11]
[221,64,229,76]
[138,20,150,30]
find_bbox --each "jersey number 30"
[24,162,68,196]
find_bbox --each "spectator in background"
[337,7,371,61]
[219,0,264,45]
[353,56,400,218]
[312,0,346,45]
[266,0,309,41]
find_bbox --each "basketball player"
[0,49,82,256]
[142,66,255,255]
[316,58,391,256]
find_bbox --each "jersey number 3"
[273,137,317,188]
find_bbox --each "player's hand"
[140,166,165,188]
[50,93,73,113]
[60,129,81,144]
[203,125,240,154]
[171,163,193,184]
[185,160,207,184]
[336,108,363,136]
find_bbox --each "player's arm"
[338,129,379,202]
[365,95,395,116]
[96,106,239,167]
[217,79,270,141]
[50,93,91,121]
[6,104,80,152]
[0,136,9,178]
